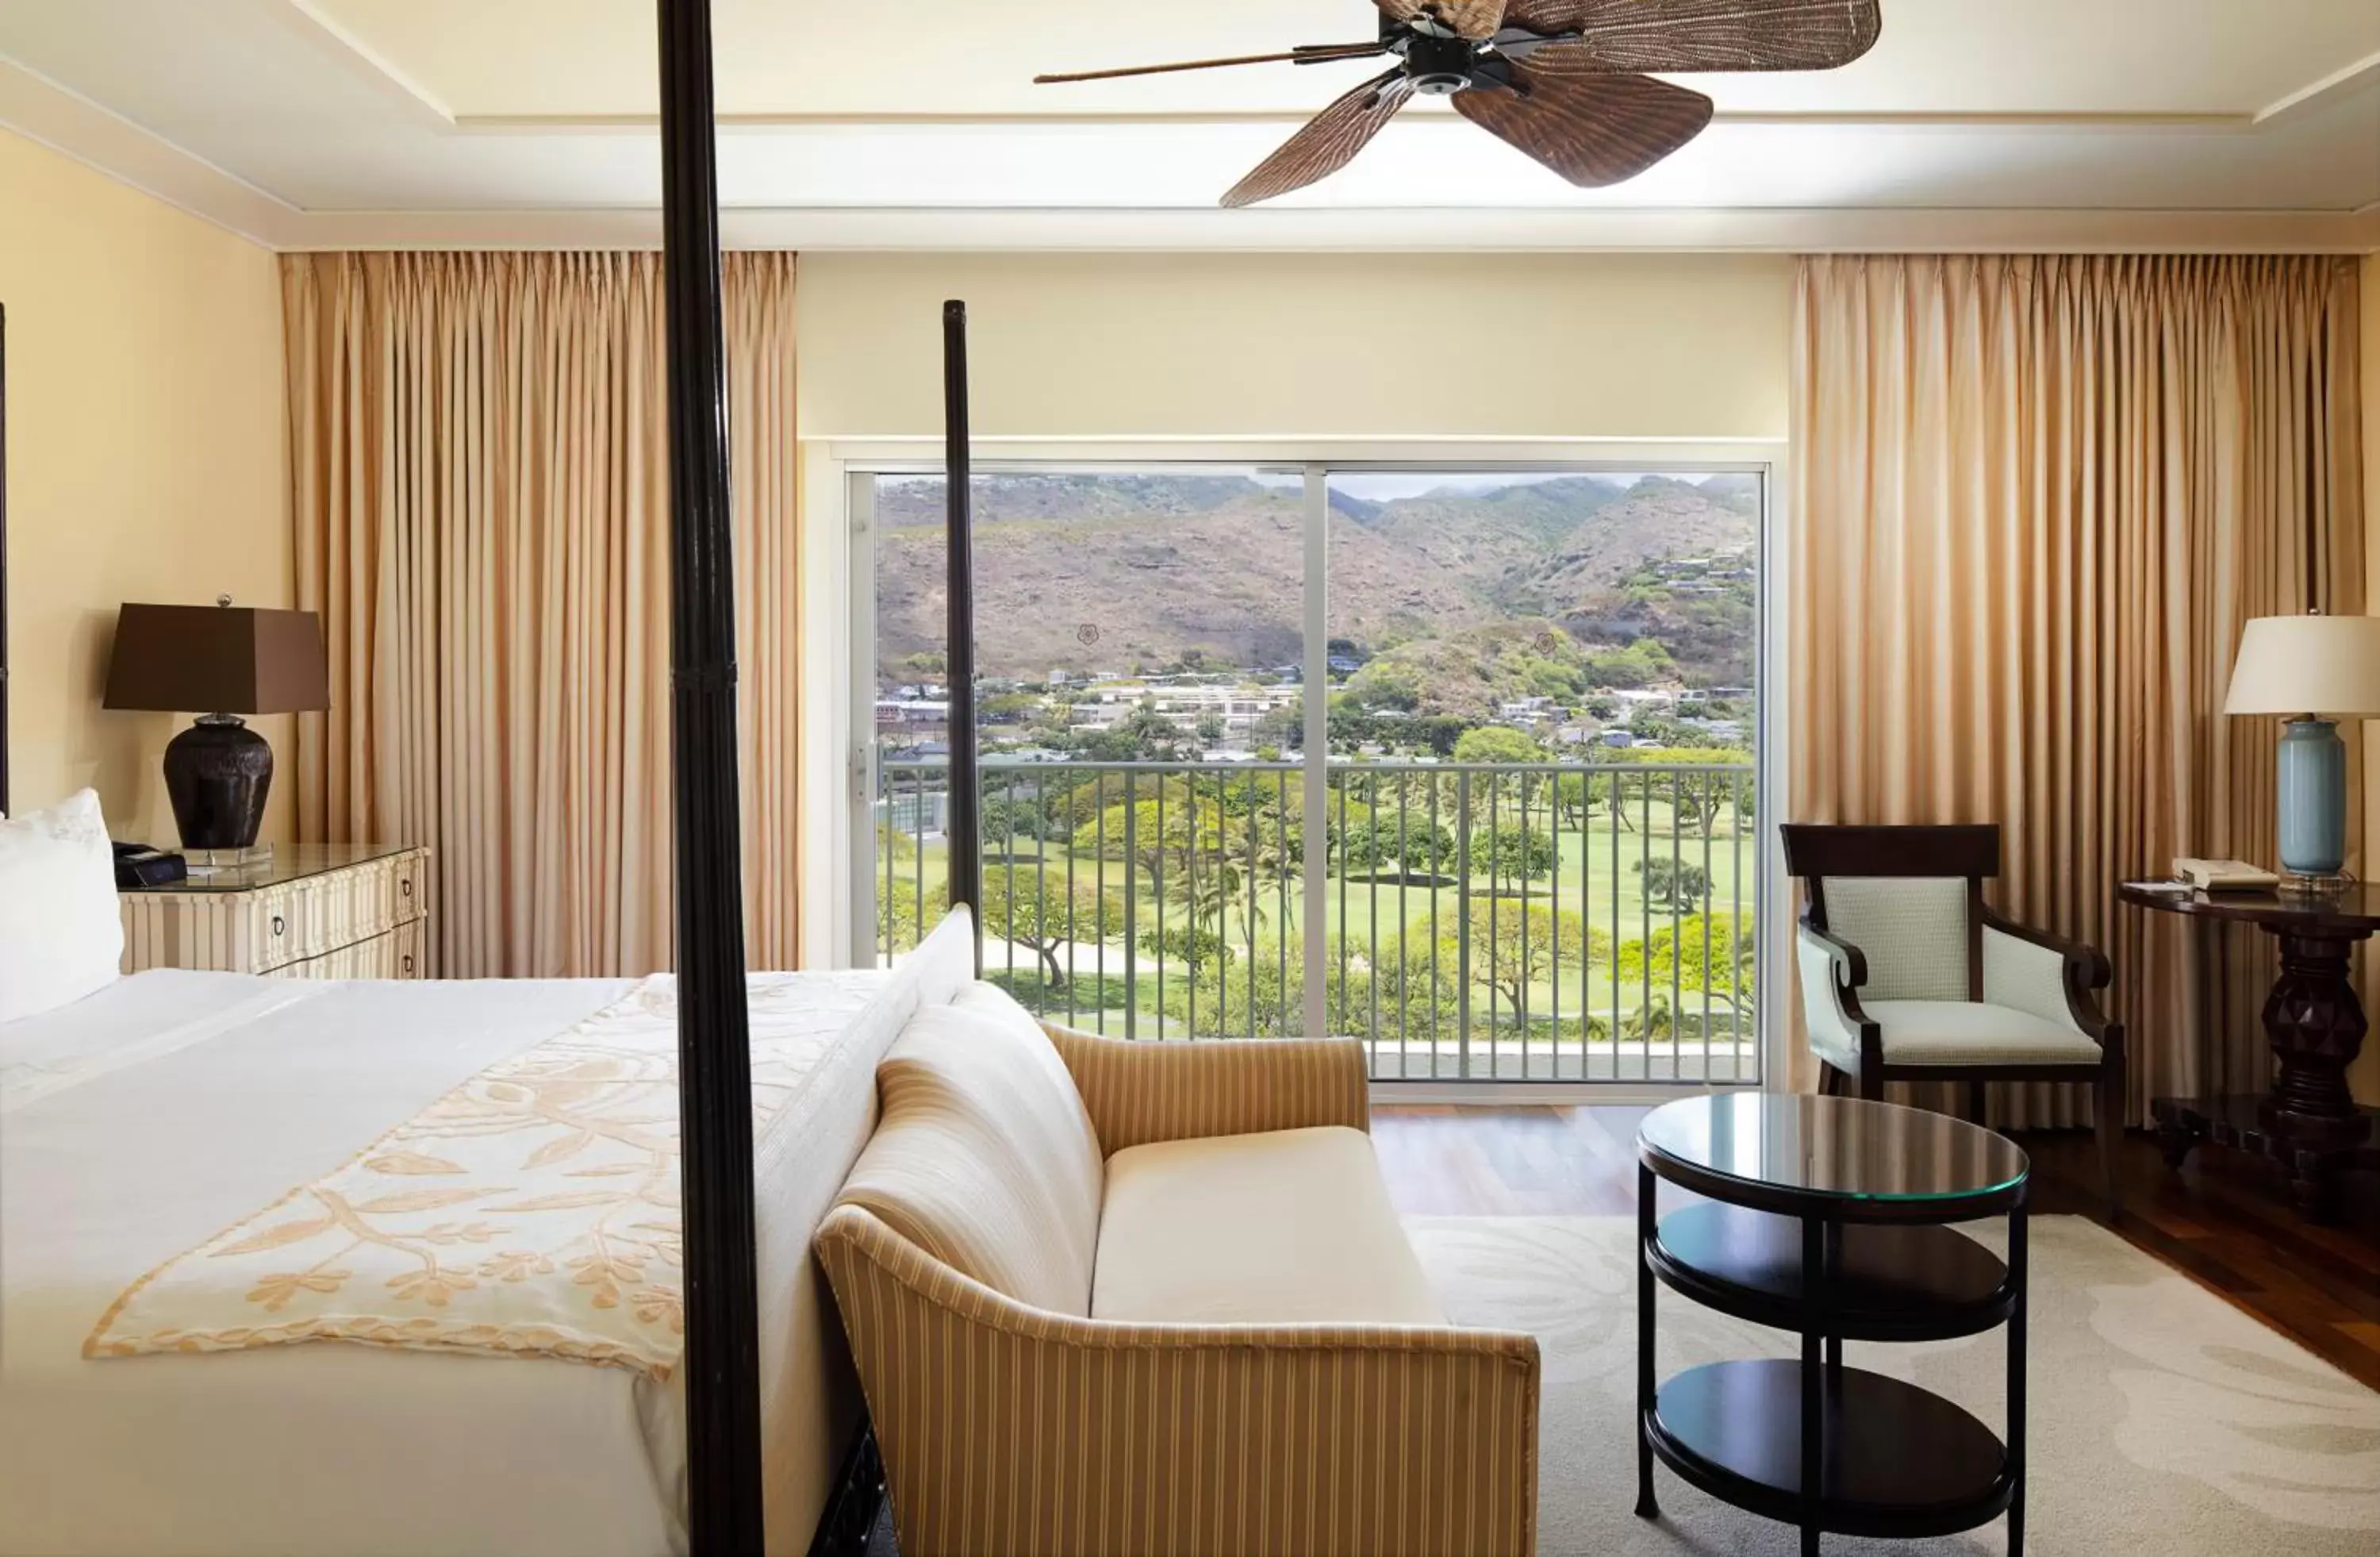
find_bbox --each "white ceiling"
[0,0,2374,252]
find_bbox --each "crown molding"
[267,0,457,129]
[282,204,2380,255]
[455,108,2264,133]
[0,56,297,248]
[2258,47,2380,125]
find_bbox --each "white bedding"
[0,967,894,1557]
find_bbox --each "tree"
[1616,912,1755,1001]
[1167,937,1459,1044]
[1634,857,1713,910]
[1488,826,1556,882]
[1069,701,1196,762]
[1148,924,1231,971]
[1630,714,1733,752]
[877,875,954,958]
[1338,815,1456,876]
[1580,637,1676,690]
[977,872,1125,988]
[1330,940,1463,1046]
[1453,726,1541,767]
[1252,695,1304,752]
[1089,798,1180,894]
[1429,902,1603,1025]
[1184,813,1295,949]
[978,791,1046,844]
[1196,713,1227,745]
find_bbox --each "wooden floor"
[1372,1105,2380,1393]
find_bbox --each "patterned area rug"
[1406,1215,2380,1557]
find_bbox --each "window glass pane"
[1322,471,1760,1083]
[869,471,1304,1044]
[868,463,1760,1087]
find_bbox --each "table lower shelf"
[1645,1360,2013,1540]
[1649,1203,2012,1342]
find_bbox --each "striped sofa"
[815,982,1541,1557]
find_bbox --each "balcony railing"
[873,756,1758,1084]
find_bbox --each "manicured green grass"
[881,794,1756,1040]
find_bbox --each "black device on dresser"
[111,841,187,890]
[1637,1093,2031,1557]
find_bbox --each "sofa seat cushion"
[836,1001,1105,1317]
[1091,1125,1444,1327]
[1864,1000,2103,1067]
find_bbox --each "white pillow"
[0,790,125,1024]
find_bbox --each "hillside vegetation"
[876,472,1757,688]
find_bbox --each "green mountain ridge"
[873,473,1756,685]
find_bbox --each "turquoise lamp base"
[2274,717,2347,882]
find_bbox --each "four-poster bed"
[1,3,978,1550]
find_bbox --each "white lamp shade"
[2224,614,2380,717]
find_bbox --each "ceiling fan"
[1035,1,1883,207]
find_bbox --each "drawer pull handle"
[402,955,416,976]
[271,915,287,937]
[401,878,414,898]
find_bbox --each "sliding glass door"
[855,461,1764,1090]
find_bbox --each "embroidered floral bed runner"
[87,971,885,1379]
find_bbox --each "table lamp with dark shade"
[102,598,330,853]
[2224,612,2380,886]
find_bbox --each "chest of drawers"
[118,844,431,980]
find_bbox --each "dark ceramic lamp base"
[163,714,272,852]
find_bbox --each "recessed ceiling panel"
[308,0,2380,118]
[0,0,2372,244]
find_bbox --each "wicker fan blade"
[1503,0,1880,71]
[1223,68,1416,208]
[1376,0,1511,41]
[1453,67,1714,186]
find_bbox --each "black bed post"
[654,2,762,1551]
[942,301,981,968]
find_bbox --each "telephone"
[113,841,189,890]
[2173,857,2279,893]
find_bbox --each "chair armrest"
[817,1205,1538,1557]
[1039,1022,1372,1153]
[1981,908,2112,1041]
[1795,923,1872,1071]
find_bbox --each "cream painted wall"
[0,129,290,844]
[792,252,1792,964]
[797,252,1793,440]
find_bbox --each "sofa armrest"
[1039,1022,1372,1153]
[816,1206,1538,1557]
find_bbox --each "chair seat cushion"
[1865,1000,2102,1067]
[1091,1125,1445,1327]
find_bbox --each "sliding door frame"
[806,436,1791,1098]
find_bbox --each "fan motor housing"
[1403,31,1475,95]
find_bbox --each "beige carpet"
[1405,1215,2380,1557]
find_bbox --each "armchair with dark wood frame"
[1782,824,2127,1216]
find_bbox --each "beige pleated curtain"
[282,251,803,978]
[1789,254,2365,1127]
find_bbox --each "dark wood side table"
[1637,1094,2029,1556]
[2117,882,2380,1222]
